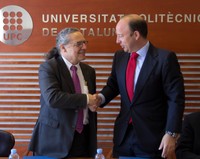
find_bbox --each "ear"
[134,31,140,40]
[60,44,67,53]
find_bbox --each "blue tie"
[70,65,84,133]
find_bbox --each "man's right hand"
[88,94,102,112]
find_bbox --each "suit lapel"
[133,44,158,103]
[123,54,132,104]
[57,56,75,93]
[116,52,131,105]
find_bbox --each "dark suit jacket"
[28,56,97,158]
[100,43,185,155]
[176,112,200,159]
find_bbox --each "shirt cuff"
[86,94,89,105]
[98,93,105,105]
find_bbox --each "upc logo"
[0,5,33,46]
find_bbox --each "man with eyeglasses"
[27,28,99,158]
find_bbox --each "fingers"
[88,94,102,112]
[159,133,176,158]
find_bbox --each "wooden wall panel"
[1,52,200,156]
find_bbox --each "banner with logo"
[0,0,199,53]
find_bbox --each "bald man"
[98,14,185,159]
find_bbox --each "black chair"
[0,130,15,157]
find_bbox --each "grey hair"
[56,28,79,52]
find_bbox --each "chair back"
[0,130,15,157]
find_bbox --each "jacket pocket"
[38,116,59,128]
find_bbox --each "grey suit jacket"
[28,56,97,158]
[100,43,185,155]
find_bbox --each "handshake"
[87,94,102,112]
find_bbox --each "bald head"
[121,14,144,21]
[117,14,148,38]
[115,14,148,53]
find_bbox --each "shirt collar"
[61,56,80,71]
[136,41,150,57]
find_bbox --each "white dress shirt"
[100,41,150,104]
[62,56,89,125]
[134,41,149,89]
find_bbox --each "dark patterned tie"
[126,52,138,123]
[70,65,84,133]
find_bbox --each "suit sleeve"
[162,52,185,132]
[100,52,120,107]
[39,60,87,109]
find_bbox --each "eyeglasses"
[73,40,88,48]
